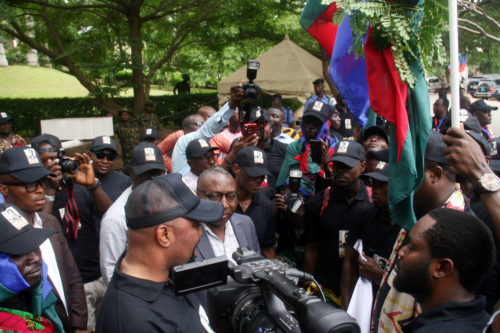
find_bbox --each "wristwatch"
[477,173,500,194]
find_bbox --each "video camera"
[285,168,306,214]
[58,148,79,174]
[172,248,359,333]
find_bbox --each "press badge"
[339,230,348,258]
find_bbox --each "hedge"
[0,92,301,137]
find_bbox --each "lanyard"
[482,126,493,140]
[434,116,445,130]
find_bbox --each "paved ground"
[429,92,500,137]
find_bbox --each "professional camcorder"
[58,148,79,174]
[285,168,306,214]
[173,248,359,333]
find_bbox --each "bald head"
[197,106,216,120]
[198,167,234,188]
[182,114,204,134]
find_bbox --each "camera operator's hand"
[358,253,383,285]
[229,85,245,109]
[68,153,97,187]
[45,158,63,191]
[272,193,288,212]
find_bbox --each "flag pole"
[448,0,460,128]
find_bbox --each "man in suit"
[195,167,260,264]
[0,146,87,332]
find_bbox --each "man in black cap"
[0,111,26,154]
[55,135,131,330]
[183,138,218,191]
[470,99,498,140]
[304,78,334,111]
[115,108,140,164]
[303,140,370,305]
[140,127,160,145]
[362,126,389,173]
[0,203,67,332]
[100,142,166,284]
[341,161,401,308]
[0,147,88,332]
[233,146,277,258]
[96,174,224,332]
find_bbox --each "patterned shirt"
[0,132,26,153]
[157,130,184,173]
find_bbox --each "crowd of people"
[0,80,500,333]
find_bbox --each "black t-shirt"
[305,183,371,293]
[346,206,401,272]
[96,255,210,333]
[236,189,277,249]
[54,171,132,283]
[263,138,288,189]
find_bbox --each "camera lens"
[60,158,79,174]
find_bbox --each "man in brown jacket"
[0,146,88,332]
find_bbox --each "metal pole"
[448,0,460,128]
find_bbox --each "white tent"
[217,36,332,112]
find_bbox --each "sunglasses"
[3,179,49,193]
[93,151,117,161]
[197,190,237,203]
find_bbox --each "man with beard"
[394,208,494,332]
[195,167,261,263]
[303,140,371,305]
[0,111,26,154]
[341,161,401,308]
[233,146,277,258]
[96,174,224,332]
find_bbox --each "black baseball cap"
[469,99,498,113]
[313,78,324,85]
[90,136,118,154]
[302,101,334,124]
[248,107,271,123]
[129,142,166,175]
[31,134,63,153]
[425,131,447,164]
[0,112,12,125]
[0,147,54,183]
[125,174,224,229]
[363,126,388,144]
[466,130,490,156]
[186,139,218,160]
[0,204,56,255]
[140,128,159,141]
[328,141,366,167]
[235,146,270,178]
[362,161,390,182]
[489,137,500,172]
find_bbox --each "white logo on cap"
[2,207,29,230]
[253,150,264,164]
[0,112,7,118]
[146,128,152,135]
[144,147,156,161]
[198,139,208,148]
[459,109,469,122]
[345,119,352,129]
[102,136,111,144]
[376,161,386,170]
[491,141,498,156]
[312,101,323,112]
[24,148,40,165]
[337,141,349,153]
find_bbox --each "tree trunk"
[128,5,146,113]
[320,47,339,99]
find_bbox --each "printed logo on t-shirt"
[0,112,7,118]
[144,147,156,161]
[102,136,111,144]
[253,150,264,164]
[146,128,152,135]
[345,119,352,129]
[24,148,40,165]
[198,139,209,148]
[337,141,349,154]
[312,101,323,112]
[490,141,498,156]
[2,207,29,230]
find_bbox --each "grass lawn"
[0,65,194,98]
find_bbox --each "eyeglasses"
[3,179,49,193]
[93,151,117,161]
[197,190,237,203]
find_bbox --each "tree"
[0,0,303,113]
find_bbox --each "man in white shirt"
[99,142,166,284]
[182,138,218,192]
